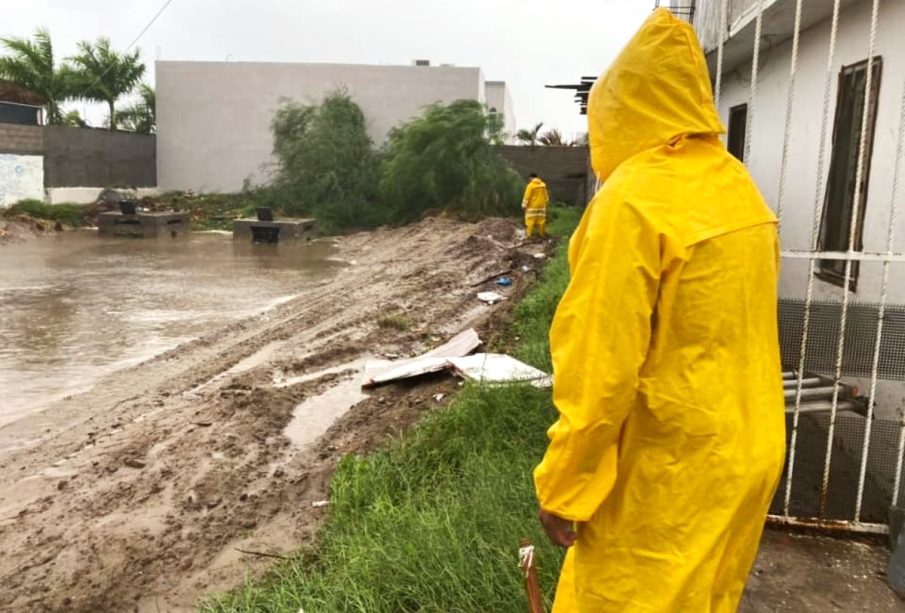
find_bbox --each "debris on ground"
[362,328,482,387]
[448,354,552,388]
[477,291,506,305]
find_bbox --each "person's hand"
[539,509,577,548]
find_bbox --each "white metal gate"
[706,0,905,535]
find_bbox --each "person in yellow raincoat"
[522,173,550,238]
[534,8,785,612]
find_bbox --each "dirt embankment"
[0,216,549,612]
[0,216,66,243]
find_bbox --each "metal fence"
[709,0,905,535]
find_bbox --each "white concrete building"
[680,0,905,303]
[485,80,516,140]
[677,0,905,532]
[156,61,516,192]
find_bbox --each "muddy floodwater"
[0,230,340,425]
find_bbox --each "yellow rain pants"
[522,177,550,237]
[534,8,786,612]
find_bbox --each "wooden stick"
[519,538,545,613]
[234,548,289,560]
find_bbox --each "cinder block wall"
[497,145,590,205]
[0,123,44,155]
[43,127,156,188]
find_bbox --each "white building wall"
[485,81,517,142]
[0,154,43,207]
[157,61,486,192]
[715,0,905,304]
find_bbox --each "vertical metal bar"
[714,0,729,109]
[784,0,843,519]
[889,86,905,509]
[775,0,804,228]
[857,80,904,521]
[820,0,881,518]
[743,0,764,166]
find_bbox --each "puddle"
[282,361,370,450]
[272,361,358,388]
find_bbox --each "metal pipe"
[782,377,824,389]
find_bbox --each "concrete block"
[233,218,316,243]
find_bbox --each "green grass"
[2,199,87,227]
[377,313,413,332]
[201,206,583,613]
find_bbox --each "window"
[818,57,883,291]
[726,104,747,162]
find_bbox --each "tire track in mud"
[0,216,542,612]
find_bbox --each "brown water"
[0,231,342,425]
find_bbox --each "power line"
[124,0,176,53]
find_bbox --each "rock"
[124,459,146,469]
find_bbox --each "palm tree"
[538,128,565,146]
[118,83,155,134]
[0,27,75,124]
[516,122,544,147]
[69,38,145,130]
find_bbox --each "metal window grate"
[779,300,905,380]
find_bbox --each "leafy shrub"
[379,99,522,223]
[270,90,385,232]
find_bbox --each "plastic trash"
[477,291,506,305]
[495,276,513,287]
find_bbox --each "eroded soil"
[0,216,545,612]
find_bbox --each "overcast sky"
[4,0,652,138]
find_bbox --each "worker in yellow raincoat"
[522,173,550,239]
[534,8,785,612]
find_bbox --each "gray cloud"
[4,0,650,137]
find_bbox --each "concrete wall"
[157,61,488,192]
[0,154,43,206]
[486,81,516,143]
[715,0,905,304]
[0,123,44,155]
[497,145,590,205]
[43,127,156,188]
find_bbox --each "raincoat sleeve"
[521,183,532,209]
[534,190,661,522]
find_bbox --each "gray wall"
[497,145,591,205]
[0,123,44,155]
[0,123,156,189]
[43,127,156,188]
[156,61,488,193]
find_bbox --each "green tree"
[380,99,522,222]
[487,108,507,146]
[0,27,75,124]
[69,38,144,130]
[270,90,383,230]
[118,83,155,133]
[516,121,544,147]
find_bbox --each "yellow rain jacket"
[522,177,550,219]
[534,8,785,612]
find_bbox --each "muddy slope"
[0,216,546,612]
